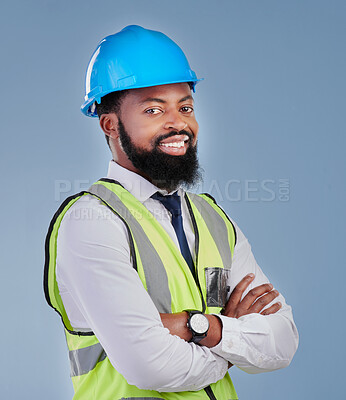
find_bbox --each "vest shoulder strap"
[200,193,237,244]
[187,192,237,257]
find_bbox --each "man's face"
[111,83,200,190]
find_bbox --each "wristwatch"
[186,310,209,344]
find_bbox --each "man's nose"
[163,111,187,131]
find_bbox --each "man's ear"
[99,114,119,140]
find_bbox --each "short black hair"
[95,90,129,148]
[95,90,129,118]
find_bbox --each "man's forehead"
[125,82,193,104]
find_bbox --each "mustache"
[154,130,194,146]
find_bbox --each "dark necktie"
[152,191,195,276]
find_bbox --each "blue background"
[1,0,345,398]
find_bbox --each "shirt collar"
[106,160,183,202]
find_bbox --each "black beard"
[118,118,202,192]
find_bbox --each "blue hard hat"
[81,25,202,117]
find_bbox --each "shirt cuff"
[210,314,243,362]
[209,313,293,373]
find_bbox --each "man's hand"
[222,273,281,318]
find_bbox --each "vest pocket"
[205,267,231,308]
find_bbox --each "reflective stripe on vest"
[188,193,233,268]
[69,342,106,377]
[87,182,172,314]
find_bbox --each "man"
[44,25,298,400]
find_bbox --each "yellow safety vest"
[44,178,238,400]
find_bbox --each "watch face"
[190,313,209,334]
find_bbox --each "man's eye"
[145,108,161,115]
[181,106,193,113]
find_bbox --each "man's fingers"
[223,276,280,319]
[240,283,274,310]
[223,274,254,316]
[260,301,282,315]
[249,290,280,313]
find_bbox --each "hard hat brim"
[81,78,204,118]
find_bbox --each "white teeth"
[160,141,185,148]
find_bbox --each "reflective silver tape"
[188,194,233,269]
[205,267,231,308]
[69,342,106,377]
[88,183,172,313]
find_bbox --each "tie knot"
[152,191,182,217]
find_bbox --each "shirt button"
[228,340,233,348]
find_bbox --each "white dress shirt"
[56,161,298,392]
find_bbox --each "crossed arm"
[161,273,282,350]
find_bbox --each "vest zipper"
[184,194,206,312]
[186,195,217,399]
[204,385,218,400]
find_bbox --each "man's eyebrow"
[139,95,194,105]
[140,97,166,105]
[178,95,194,103]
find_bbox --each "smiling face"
[118,82,198,160]
[100,83,201,190]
